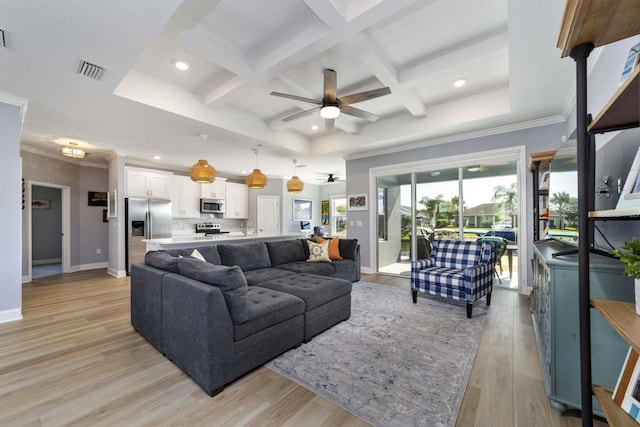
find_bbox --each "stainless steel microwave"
[200,198,224,214]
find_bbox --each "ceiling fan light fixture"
[320,105,340,119]
[189,159,216,183]
[61,142,86,159]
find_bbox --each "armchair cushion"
[432,240,484,269]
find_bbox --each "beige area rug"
[267,282,488,427]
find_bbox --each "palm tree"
[419,195,443,227]
[492,183,518,226]
[550,191,571,229]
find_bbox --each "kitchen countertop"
[142,233,305,249]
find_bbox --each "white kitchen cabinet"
[199,177,227,199]
[126,168,171,199]
[169,176,200,218]
[224,182,248,219]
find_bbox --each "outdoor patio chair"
[478,236,508,283]
[411,240,494,318]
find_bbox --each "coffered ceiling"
[0,0,574,182]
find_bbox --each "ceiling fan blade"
[340,105,380,122]
[282,107,320,122]
[339,87,391,105]
[271,92,322,105]
[325,118,335,130]
[323,69,337,102]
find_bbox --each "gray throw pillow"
[145,251,180,273]
[338,239,359,261]
[178,258,249,324]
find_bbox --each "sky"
[399,171,578,209]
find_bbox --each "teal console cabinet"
[532,239,634,416]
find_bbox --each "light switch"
[356,220,363,226]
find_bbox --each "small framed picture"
[613,347,640,421]
[616,146,640,211]
[88,191,108,207]
[620,41,640,84]
[348,194,367,211]
[107,189,117,218]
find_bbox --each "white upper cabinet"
[224,182,248,219]
[169,175,200,218]
[125,168,172,199]
[199,177,227,200]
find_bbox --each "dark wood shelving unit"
[557,1,640,426]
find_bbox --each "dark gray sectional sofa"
[130,238,359,396]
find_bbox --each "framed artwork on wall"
[88,191,108,206]
[293,198,312,221]
[321,200,329,225]
[107,189,117,218]
[347,194,367,211]
[616,146,640,211]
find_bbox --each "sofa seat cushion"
[178,258,249,324]
[218,242,271,271]
[275,261,335,276]
[233,287,305,341]
[331,259,357,280]
[266,239,307,266]
[258,273,352,312]
[242,268,297,286]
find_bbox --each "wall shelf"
[557,0,640,58]
[589,207,640,219]
[588,66,640,134]
[591,299,640,356]
[592,385,638,427]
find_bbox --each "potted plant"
[610,237,640,315]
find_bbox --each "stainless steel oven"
[200,198,224,214]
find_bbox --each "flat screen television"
[300,221,311,231]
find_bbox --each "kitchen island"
[143,233,305,252]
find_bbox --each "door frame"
[256,195,280,235]
[369,145,528,294]
[26,181,71,282]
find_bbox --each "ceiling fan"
[316,173,339,183]
[271,69,391,130]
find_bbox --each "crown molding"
[20,144,108,169]
[344,115,566,161]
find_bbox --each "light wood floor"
[0,270,605,426]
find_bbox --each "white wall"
[0,98,25,322]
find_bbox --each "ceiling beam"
[203,76,247,107]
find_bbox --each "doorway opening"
[27,182,71,281]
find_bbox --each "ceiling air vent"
[76,59,105,80]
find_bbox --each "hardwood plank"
[0,270,601,426]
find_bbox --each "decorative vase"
[635,278,640,315]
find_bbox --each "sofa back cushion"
[338,238,359,261]
[145,251,180,273]
[177,258,249,324]
[266,239,306,266]
[432,240,483,269]
[217,242,271,271]
[165,247,221,264]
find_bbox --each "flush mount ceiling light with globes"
[287,159,304,193]
[246,147,267,189]
[60,142,86,159]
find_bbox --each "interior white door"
[257,196,279,235]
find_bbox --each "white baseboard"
[108,267,126,278]
[68,262,109,273]
[360,266,374,275]
[22,275,31,284]
[32,258,62,266]
[0,308,23,324]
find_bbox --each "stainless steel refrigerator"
[125,197,172,275]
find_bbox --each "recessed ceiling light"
[453,78,466,87]
[310,125,319,131]
[467,167,481,172]
[430,171,440,176]
[173,60,190,71]
[241,170,247,175]
[153,155,161,160]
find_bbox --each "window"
[378,187,388,240]
[331,196,347,236]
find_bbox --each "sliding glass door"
[375,160,518,287]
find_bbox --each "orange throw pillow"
[316,236,343,260]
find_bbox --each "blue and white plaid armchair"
[411,240,494,318]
